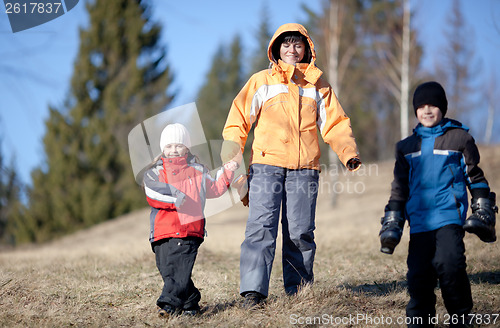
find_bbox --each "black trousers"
[406,224,473,327]
[152,237,202,310]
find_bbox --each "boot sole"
[380,232,401,254]
[463,220,497,243]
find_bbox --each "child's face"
[163,144,188,158]
[416,105,443,127]
[279,40,305,65]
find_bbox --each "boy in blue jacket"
[379,81,497,327]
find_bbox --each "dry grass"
[1,146,499,327]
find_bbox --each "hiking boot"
[157,304,177,318]
[379,211,405,254]
[182,305,201,317]
[464,192,497,243]
[242,291,265,309]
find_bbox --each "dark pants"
[152,237,202,310]
[406,224,473,327]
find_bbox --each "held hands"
[224,160,239,172]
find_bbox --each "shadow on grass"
[340,270,500,298]
[339,280,407,296]
[468,271,500,285]
[201,300,239,316]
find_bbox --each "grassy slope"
[1,146,499,327]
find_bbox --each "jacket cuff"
[386,200,405,212]
[174,192,186,208]
[470,188,490,200]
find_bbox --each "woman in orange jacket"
[223,23,361,307]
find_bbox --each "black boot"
[379,211,405,254]
[242,291,265,309]
[463,192,497,243]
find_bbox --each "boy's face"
[280,40,305,65]
[416,105,443,127]
[163,144,189,158]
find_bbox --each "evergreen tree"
[250,3,273,75]
[22,0,173,242]
[0,140,23,246]
[197,35,245,144]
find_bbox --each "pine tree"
[22,0,173,242]
[197,35,245,144]
[0,140,23,246]
[250,3,273,75]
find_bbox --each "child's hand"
[224,160,239,172]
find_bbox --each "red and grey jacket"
[143,155,233,242]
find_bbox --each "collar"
[271,60,323,85]
[162,155,188,171]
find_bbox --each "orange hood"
[267,23,321,85]
[267,23,316,65]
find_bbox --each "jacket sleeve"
[462,133,490,199]
[204,166,234,199]
[223,75,261,153]
[143,167,186,209]
[388,141,409,211]
[316,84,360,169]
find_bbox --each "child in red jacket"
[143,123,237,317]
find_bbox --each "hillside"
[1,146,499,327]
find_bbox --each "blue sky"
[1,0,499,186]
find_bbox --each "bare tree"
[400,0,410,139]
[321,0,360,206]
[371,0,418,140]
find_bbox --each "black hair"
[271,31,312,64]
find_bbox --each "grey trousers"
[240,164,319,297]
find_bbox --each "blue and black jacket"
[388,118,489,234]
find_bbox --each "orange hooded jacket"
[223,23,360,171]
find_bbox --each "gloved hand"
[463,192,497,243]
[379,211,405,254]
[346,158,361,171]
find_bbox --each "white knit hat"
[159,123,191,151]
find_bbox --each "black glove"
[346,158,361,171]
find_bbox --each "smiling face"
[163,143,189,158]
[416,105,443,127]
[279,40,305,65]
